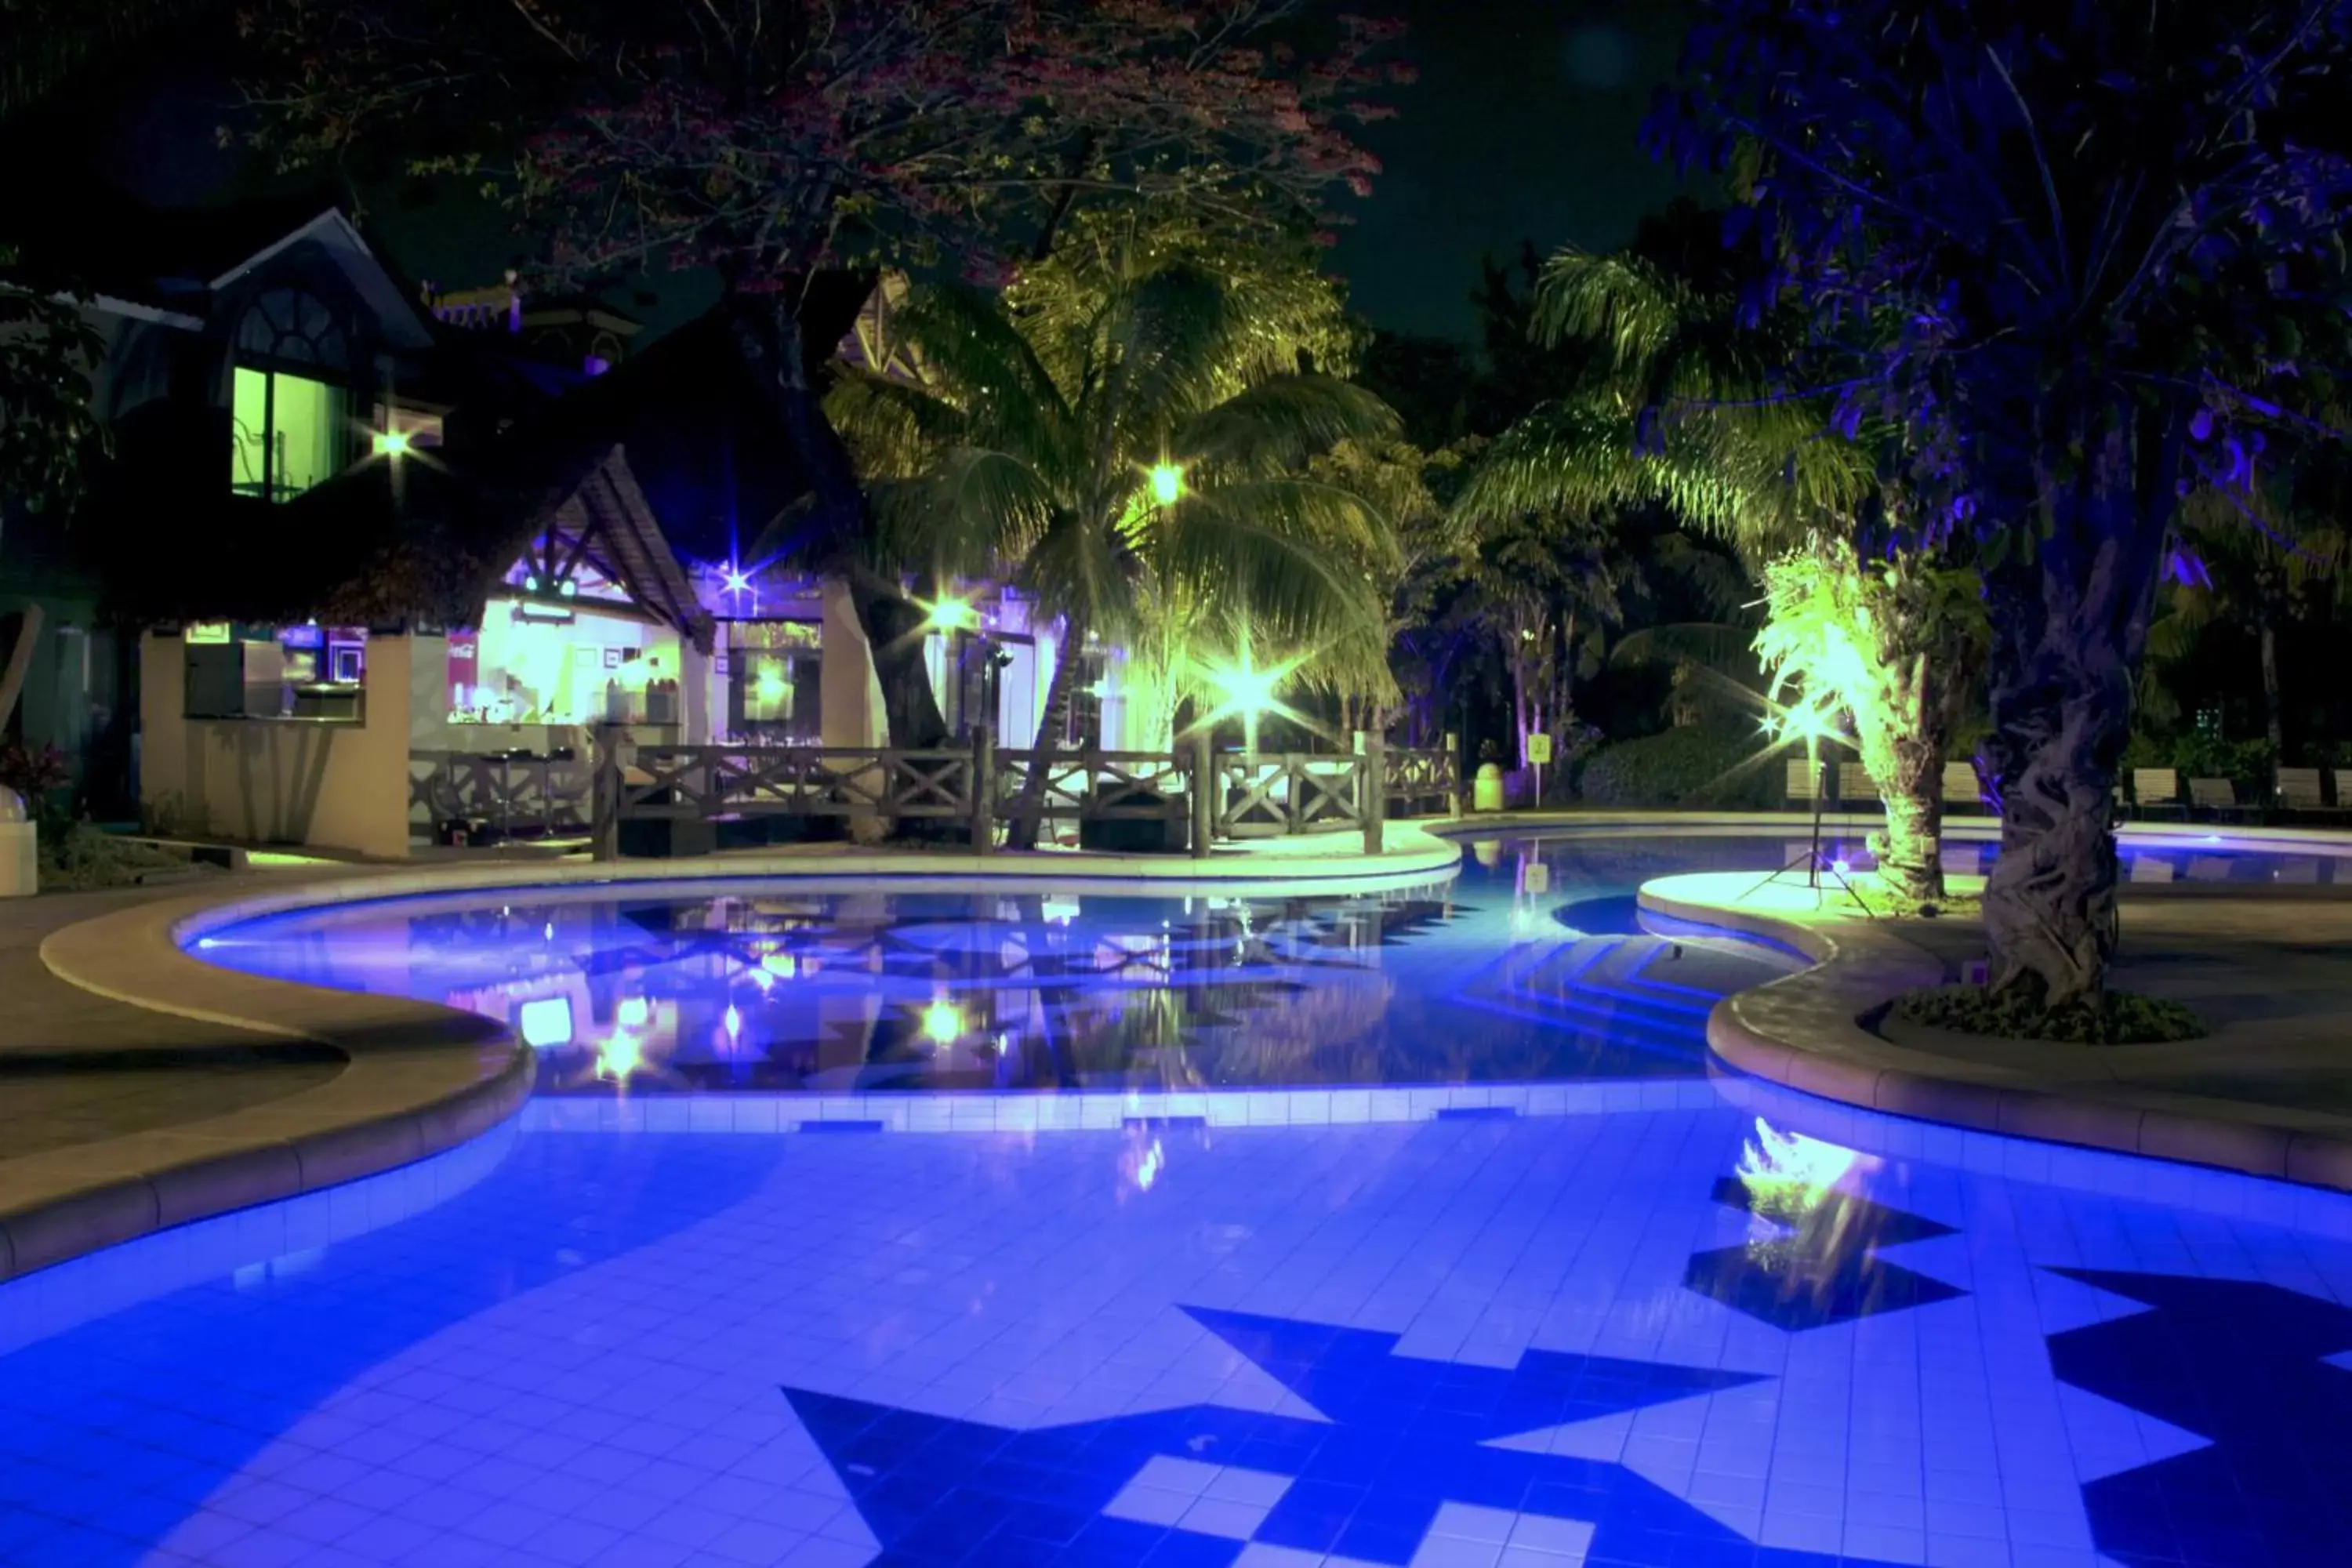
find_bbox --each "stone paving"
[1642,869,2352,1187]
[0,884,338,1162]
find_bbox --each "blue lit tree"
[1656,2,2352,1004]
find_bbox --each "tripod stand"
[1741,756,1875,916]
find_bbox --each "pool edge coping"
[7,828,1467,1282]
[1636,873,2352,1194]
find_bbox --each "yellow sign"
[1524,731,1552,765]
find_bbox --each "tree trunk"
[2258,601,2285,762]
[1006,611,1087,851]
[0,603,42,739]
[1981,422,2176,1007]
[730,298,949,750]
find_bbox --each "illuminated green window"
[232,366,347,502]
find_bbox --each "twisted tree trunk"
[1005,611,1088,851]
[1981,420,2176,1007]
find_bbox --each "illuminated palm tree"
[1457,222,1987,906]
[829,264,1400,849]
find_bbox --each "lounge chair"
[2187,776,2257,822]
[1837,761,1875,806]
[1941,760,1984,814]
[2276,767,2347,822]
[2132,767,2184,820]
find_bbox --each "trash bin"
[0,787,35,898]
[1472,762,1505,813]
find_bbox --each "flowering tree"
[237,0,1406,745]
[1655,2,2352,1004]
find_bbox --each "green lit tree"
[1753,539,1987,903]
[1458,226,1991,903]
[828,265,1399,848]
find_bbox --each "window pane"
[231,366,271,497]
[270,372,343,499]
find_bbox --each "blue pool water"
[5,830,2352,1568]
[188,836,1831,1096]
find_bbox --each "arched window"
[230,288,354,502]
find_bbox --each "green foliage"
[1893,985,2207,1047]
[2124,729,2276,792]
[0,244,108,522]
[36,823,209,893]
[824,255,1401,722]
[1575,725,1782,810]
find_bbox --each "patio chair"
[2132,767,2184,820]
[2275,767,2346,822]
[1940,760,1984,814]
[1837,761,1875,807]
[1784,757,1824,811]
[2187,776,2257,822]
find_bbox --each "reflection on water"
[194,844,1826,1093]
[1682,1117,1962,1330]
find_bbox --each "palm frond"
[824,367,969,477]
[1610,622,1766,684]
[1173,376,1402,481]
[1153,479,1393,649]
[887,283,1080,473]
[872,449,1060,575]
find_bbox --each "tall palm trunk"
[2257,599,2285,761]
[1981,420,2176,1007]
[1006,613,1088,851]
[1855,668,1946,908]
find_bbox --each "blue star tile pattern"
[2046,1269,2352,1568]
[1682,1174,1966,1330]
[787,1305,1906,1567]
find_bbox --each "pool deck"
[1639,865,2352,1191]
[0,824,1464,1283]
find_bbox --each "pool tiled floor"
[7,1107,2352,1566]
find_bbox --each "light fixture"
[1207,656,1287,722]
[517,996,573,1049]
[923,593,978,633]
[1148,462,1185,508]
[723,564,752,596]
[372,428,412,459]
[921,999,964,1044]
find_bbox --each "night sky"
[46,0,1698,350]
[1327,0,1698,341]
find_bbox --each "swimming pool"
[6,829,2350,1568]
[187,836,1831,1098]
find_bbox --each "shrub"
[1577,725,1784,810]
[37,823,205,893]
[1893,984,2205,1045]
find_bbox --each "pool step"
[1453,937,1717,1054]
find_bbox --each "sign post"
[1523,731,1552,809]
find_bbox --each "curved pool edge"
[1637,870,2352,1194]
[8,828,1464,1283]
[12,891,534,1286]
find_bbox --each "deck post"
[591,723,622,862]
[971,731,995,855]
[1362,738,1387,857]
[1189,731,1214,859]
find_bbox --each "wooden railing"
[409,750,593,840]
[583,728,1458,861]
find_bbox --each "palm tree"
[1457,223,1987,906]
[829,263,1400,849]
